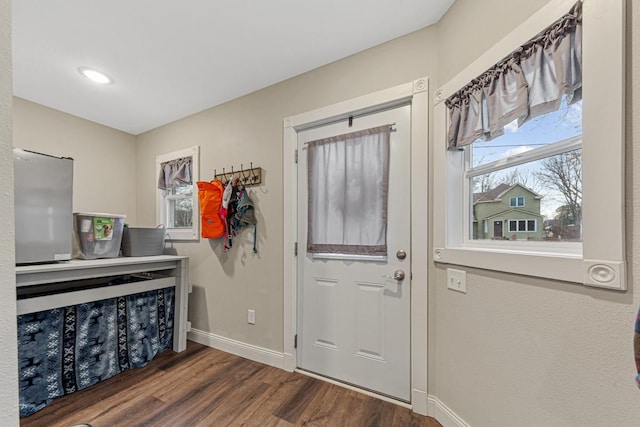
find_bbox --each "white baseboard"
[188,328,285,370]
[428,395,470,427]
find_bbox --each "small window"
[165,186,193,229]
[509,197,525,207]
[156,146,200,241]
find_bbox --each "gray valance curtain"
[446,1,582,149]
[158,157,192,190]
[307,125,391,255]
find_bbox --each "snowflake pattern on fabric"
[17,287,175,418]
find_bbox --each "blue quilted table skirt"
[17,287,175,418]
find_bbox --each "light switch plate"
[447,268,467,293]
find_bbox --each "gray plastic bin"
[121,226,166,257]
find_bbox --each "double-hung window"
[468,98,582,243]
[509,198,525,208]
[156,146,200,241]
[433,0,626,289]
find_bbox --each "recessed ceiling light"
[78,67,113,84]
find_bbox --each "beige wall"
[431,0,640,425]
[0,0,19,424]
[135,26,439,351]
[12,97,138,224]
[137,0,640,425]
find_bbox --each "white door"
[297,104,411,401]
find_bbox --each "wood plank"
[273,376,325,423]
[21,341,442,427]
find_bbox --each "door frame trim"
[283,78,430,415]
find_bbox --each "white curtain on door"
[307,125,390,255]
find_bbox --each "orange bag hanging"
[197,180,225,238]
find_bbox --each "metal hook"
[249,162,256,182]
[244,164,249,183]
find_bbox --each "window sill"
[433,246,625,290]
[164,228,199,242]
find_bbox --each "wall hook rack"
[214,163,262,186]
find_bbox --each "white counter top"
[15,255,190,352]
[16,255,188,287]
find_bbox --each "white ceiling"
[12,0,454,135]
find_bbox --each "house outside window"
[473,183,542,240]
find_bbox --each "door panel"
[297,105,411,401]
[354,282,385,361]
[312,278,339,349]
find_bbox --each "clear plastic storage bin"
[72,212,126,259]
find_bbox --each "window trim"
[433,0,626,290]
[467,135,582,178]
[155,146,200,241]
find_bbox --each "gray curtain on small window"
[158,157,192,190]
[307,125,391,255]
[446,1,582,149]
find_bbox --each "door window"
[306,125,391,256]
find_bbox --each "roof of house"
[473,183,512,203]
[473,183,543,204]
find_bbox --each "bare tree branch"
[535,150,582,224]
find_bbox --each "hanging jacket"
[233,188,258,253]
[197,180,225,239]
[220,178,238,251]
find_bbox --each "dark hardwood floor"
[21,341,442,427]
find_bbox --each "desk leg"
[172,258,189,352]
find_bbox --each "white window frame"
[155,146,200,241]
[433,0,626,290]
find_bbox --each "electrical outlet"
[248,309,256,325]
[447,268,467,294]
